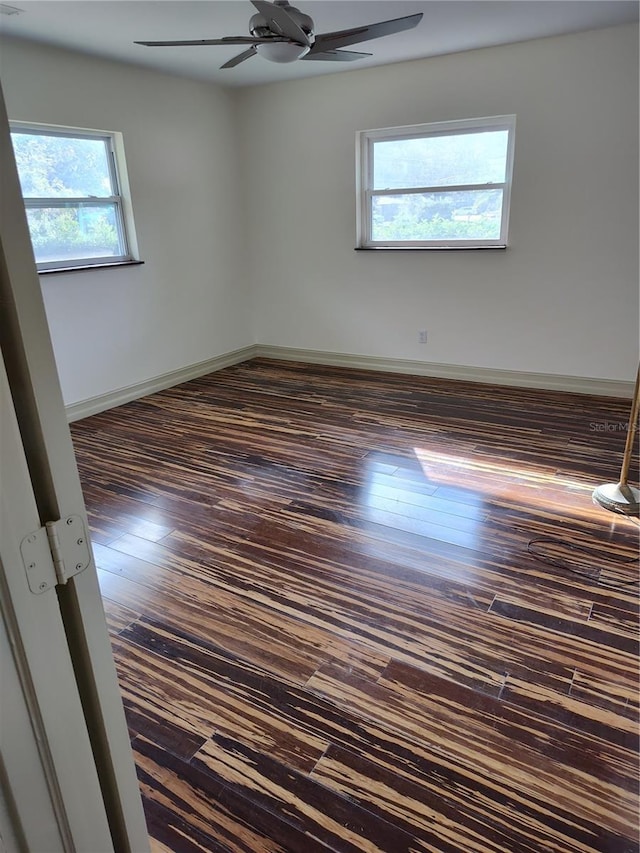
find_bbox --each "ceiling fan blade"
[220,46,258,69]
[301,49,372,62]
[250,0,311,46]
[134,36,285,47]
[310,13,423,54]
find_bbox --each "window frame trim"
[356,114,516,250]
[9,122,135,271]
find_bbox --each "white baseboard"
[66,343,633,421]
[254,345,634,398]
[65,345,257,422]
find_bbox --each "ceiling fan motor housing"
[250,2,315,43]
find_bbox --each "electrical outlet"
[418,330,428,344]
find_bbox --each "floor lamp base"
[592,482,640,517]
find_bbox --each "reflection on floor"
[70,358,640,852]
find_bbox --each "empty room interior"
[1,1,639,850]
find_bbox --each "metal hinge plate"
[20,515,91,594]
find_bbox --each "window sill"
[38,260,145,276]
[354,246,507,252]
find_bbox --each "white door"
[0,79,149,852]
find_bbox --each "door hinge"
[20,515,91,594]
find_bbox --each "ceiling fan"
[135,1,423,69]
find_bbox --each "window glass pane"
[11,132,114,198]
[25,203,125,264]
[373,131,509,190]
[371,189,503,242]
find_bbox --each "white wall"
[238,24,639,382]
[0,38,250,405]
[1,25,638,402]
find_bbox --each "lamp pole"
[592,365,640,516]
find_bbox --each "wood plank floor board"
[124,700,208,763]
[103,599,141,636]
[70,358,639,852]
[307,663,637,837]
[115,618,331,774]
[386,660,636,787]
[265,495,630,609]
[310,743,632,853]
[135,737,336,853]
[496,672,638,747]
[96,567,325,686]
[488,590,593,622]
[100,537,391,682]
[569,671,640,722]
[156,511,500,614]
[488,598,639,655]
[142,796,233,853]
[191,733,423,853]
[589,600,640,641]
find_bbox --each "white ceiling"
[1,1,637,88]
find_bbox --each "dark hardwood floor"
[70,358,640,853]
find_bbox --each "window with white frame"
[356,115,516,249]
[10,123,136,271]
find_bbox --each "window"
[10,123,136,271]
[356,115,516,249]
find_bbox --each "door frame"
[0,78,149,851]
[0,350,114,851]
